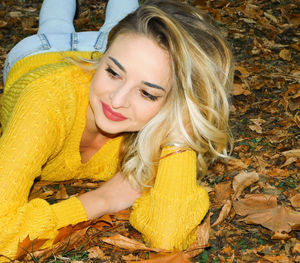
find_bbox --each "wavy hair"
[105,0,233,189]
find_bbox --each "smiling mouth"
[101,101,128,121]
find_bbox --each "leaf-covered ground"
[0,0,299,262]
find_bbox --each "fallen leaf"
[113,208,131,220]
[282,149,300,158]
[128,252,191,263]
[16,236,48,260]
[263,253,290,263]
[9,11,22,18]
[226,158,249,171]
[249,124,262,134]
[28,189,54,201]
[280,157,297,168]
[101,234,164,252]
[264,11,278,23]
[53,225,73,245]
[184,213,211,258]
[245,206,300,233]
[290,194,300,208]
[233,194,277,216]
[291,243,300,254]
[266,167,289,177]
[294,112,300,128]
[212,200,232,227]
[235,66,250,78]
[271,231,291,240]
[122,253,139,261]
[55,183,69,199]
[279,49,292,61]
[87,246,108,260]
[233,83,251,96]
[215,182,232,205]
[92,214,113,231]
[249,118,266,134]
[232,171,259,199]
[0,20,7,28]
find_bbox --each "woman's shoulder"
[4,51,98,92]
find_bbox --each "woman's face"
[89,33,172,135]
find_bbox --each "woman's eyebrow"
[143,81,166,92]
[109,56,125,72]
[109,56,166,92]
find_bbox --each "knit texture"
[0,52,209,261]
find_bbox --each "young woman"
[0,0,233,260]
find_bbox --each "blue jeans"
[3,0,139,84]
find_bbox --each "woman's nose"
[110,84,131,109]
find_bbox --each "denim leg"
[38,0,76,33]
[94,0,139,52]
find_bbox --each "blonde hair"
[104,0,233,189]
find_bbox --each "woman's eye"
[141,90,159,101]
[105,66,120,79]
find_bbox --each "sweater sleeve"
[0,76,87,260]
[129,147,209,251]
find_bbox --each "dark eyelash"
[141,90,159,101]
[105,66,119,78]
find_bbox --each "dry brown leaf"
[233,83,251,96]
[0,20,7,28]
[271,231,291,240]
[290,194,300,208]
[233,194,277,216]
[264,11,278,23]
[101,234,165,252]
[249,118,265,134]
[282,149,300,158]
[28,189,54,201]
[122,253,139,261]
[294,112,300,128]
[113,209,131,220]
[235,66,250,78]
[232,171,259,199]
[92,214,113,231]
[215,182,232,205]
[279,49,292,61]
[184,213,211,258]
[55,183,69,200]
[245,206,300,233]
[289,97,300,112]
[249,124,262,134]
[87,246,108,260]
[226,158,249,171]
[263,253,290,263]
[291,243,300,254]
[9,11,22,17]
[280,157,297,168]
[16,236,48,260]
[128,252,191,263]
[266,167,289,177]
[211,200,232,227]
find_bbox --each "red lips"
[101,101,128,121]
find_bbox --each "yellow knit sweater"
[0,52,209,261]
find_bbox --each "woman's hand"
[78,172,141,220]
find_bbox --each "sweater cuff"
[51,197,88,229]
[154,147,197,195]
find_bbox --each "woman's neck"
[81,104,113,149]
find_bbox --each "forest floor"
[0,0,299,262]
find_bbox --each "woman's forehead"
[105,33,172,92]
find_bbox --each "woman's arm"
[0,69,85,260]
[78,172,141,219]
[129,147,209,250]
